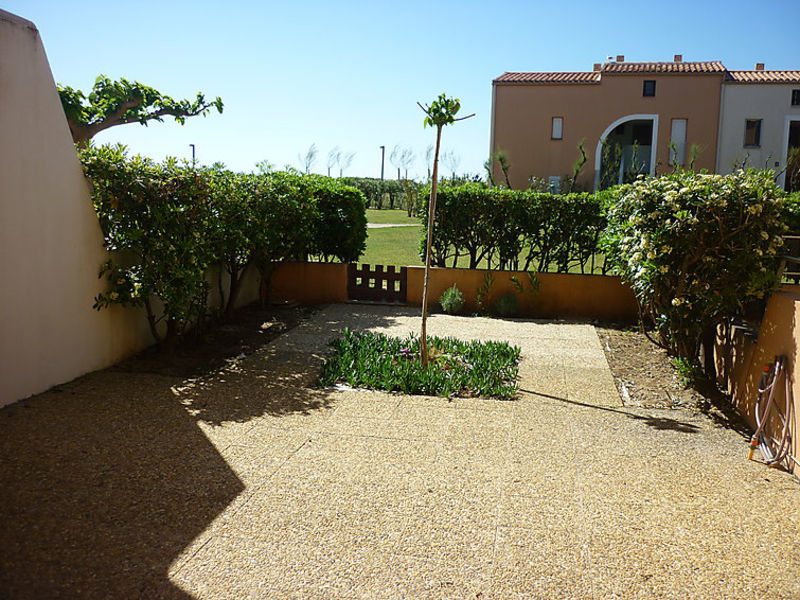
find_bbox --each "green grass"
[366,208,420,225]
[360,225,423,266]
[359,224,608,273]
[318,329,521,399]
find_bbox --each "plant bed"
[318,329,520,400]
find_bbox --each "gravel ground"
[1,304,798,599]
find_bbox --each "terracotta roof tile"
[727,70,800,84]
[494,71,600,84]
[601,61,726,74]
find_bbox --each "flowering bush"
[603,170,787,367]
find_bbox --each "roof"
[727,70,800,84]
[494,60,800,86]
[493,71,600,84]
[601,61,726,74]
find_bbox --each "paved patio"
[1,304,798,599]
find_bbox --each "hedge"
[419,183,609,273]
[81,145,366,346]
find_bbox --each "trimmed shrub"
[418,183,606,273]
[439,285,465,314]
[81,145,367,346]
[307,176,367,263]
[603,169,787,368]
[83,144,215,346]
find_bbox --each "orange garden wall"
[270,263,348,305]
[270,263,638,322]
[406,267,638,321]
[716,286,800,470]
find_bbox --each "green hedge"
[81,145,366,346]
[419,183,608,273]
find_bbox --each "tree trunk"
[420,126,443,366]
[702,323,717,380]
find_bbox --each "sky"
[6,0,800,180]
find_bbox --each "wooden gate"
[347,264,407,303]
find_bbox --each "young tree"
[299,143,318,174]
[326,146,341,177]
[441,150,461,181]
[398,148,414,179]
[389,145,403,180]
[58,75,223,147]
[336,151,355,176]
[425,144,434,180]
[418,94,474,365]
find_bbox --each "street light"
[189,143,196,166]
[379,145,385,180]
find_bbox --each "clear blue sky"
[6,0,800,179]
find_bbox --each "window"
[792,89,800,106]
[643,80,656,97]
[551,117,563,140]
[744,119,762,147]
[670,119,688,165]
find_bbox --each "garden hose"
[748,355,795,469]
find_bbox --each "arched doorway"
[594,114,659,190]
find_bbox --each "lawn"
[360,225,423,266]
[358,212,609,272]
[366,208,420,225]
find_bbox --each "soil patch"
[596,325,706,409]
[110,303,319,378]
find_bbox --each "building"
[717,68,800,192]
[490,56,800,192]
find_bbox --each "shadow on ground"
[0,303,408,598]
[522,390,701,434]
[0,371,243,599]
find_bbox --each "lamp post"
[189,143,196,166]
[379,145,385,180]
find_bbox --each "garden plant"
[81,144,366,348]
[603,169,787,377]
[417,93,474,365]
[319,329,520,400]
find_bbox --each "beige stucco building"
[491,56,800,191]
[717,71,800,191]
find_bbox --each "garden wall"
[270,263,349,304]
[716,285,800,471]
[406,267,637,321]
[0,11,259,407]
[269,262,638,322]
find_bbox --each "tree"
[327,146,341,177]
[336,151,355,177]
[299,143,318,174]
[441,150,461,181]
[417,94,474,365]
[58,75,223,147]
[425,144,434,180]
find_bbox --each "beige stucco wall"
[491,72,722,190]
[0,11,261,407]
[0,10,151,406]
[717,83,800,184]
